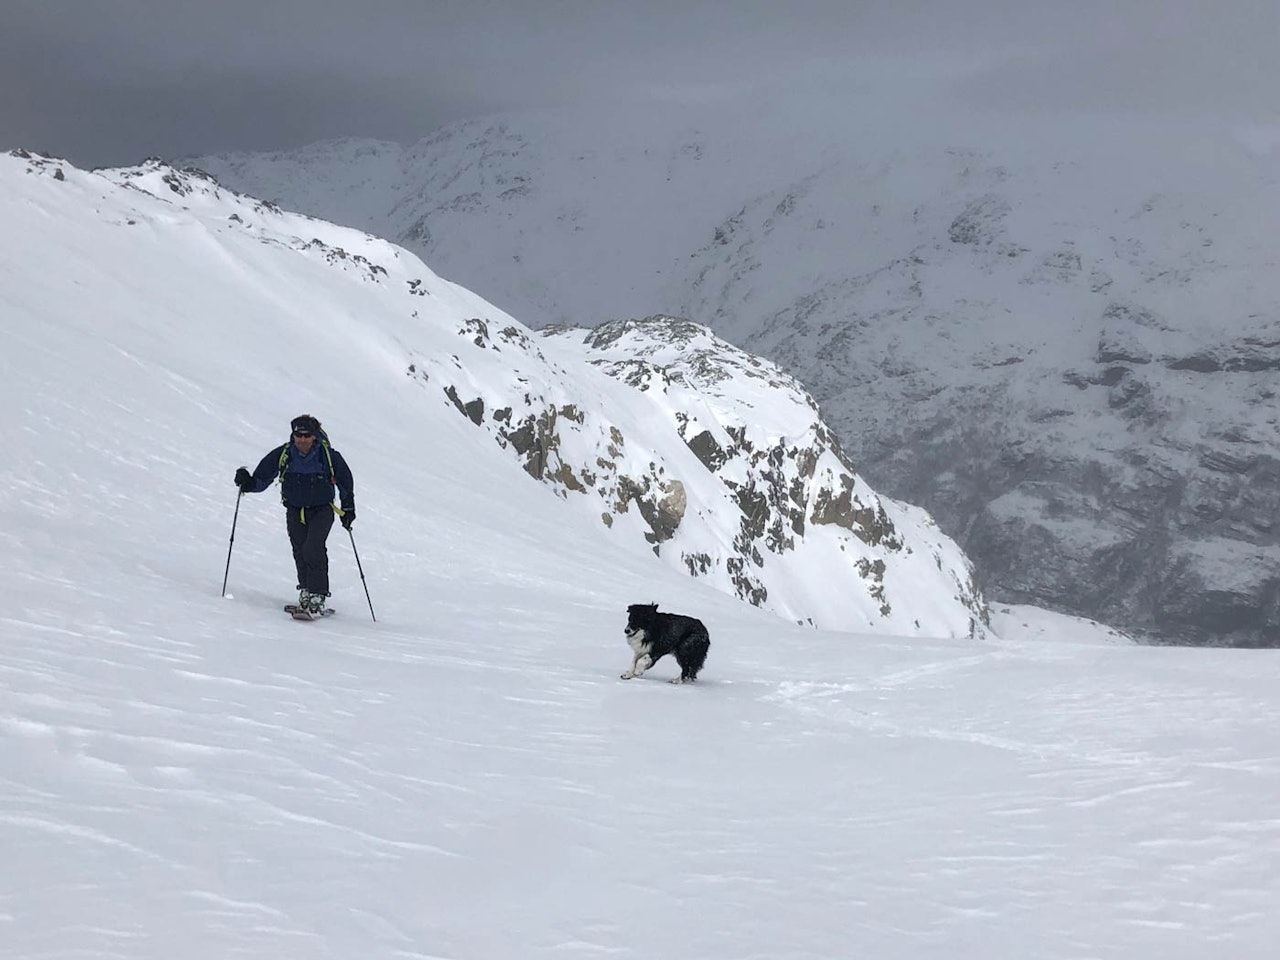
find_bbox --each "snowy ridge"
[4,149,981,638]
[405,306,984,635]
[549,316,985,633]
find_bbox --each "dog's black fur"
[620,603,710,683]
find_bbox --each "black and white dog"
[620,603,710,683]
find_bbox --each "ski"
[283,604,336,620]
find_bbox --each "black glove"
[234,467,254,491]
[340,509,355,530]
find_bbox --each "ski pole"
[221,490,243,597]
[347,528,377,622]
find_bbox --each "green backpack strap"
[320,439,347,518]
[320,438,336,485]
[277,446,290,504]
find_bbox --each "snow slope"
[33,153,982,637]
[4,150,1280,959]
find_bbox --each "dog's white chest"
[625,629,649,655]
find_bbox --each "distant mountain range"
[187,104,1280,646]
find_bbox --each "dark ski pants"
[286,504,334,596]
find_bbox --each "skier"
[234,415,355,616]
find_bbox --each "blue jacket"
[246,436,355,512]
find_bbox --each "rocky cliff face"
[187,111,1280,645]
[416,309,988,636]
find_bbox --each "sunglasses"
[292,430,314,439]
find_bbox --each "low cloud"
[3,0,1277,167]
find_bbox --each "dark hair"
[290,414,321,435]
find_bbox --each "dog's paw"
[620,672,634,680]
[669,676,689,684]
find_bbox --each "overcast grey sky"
[3,0,1278,168]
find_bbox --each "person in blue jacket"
[235,414,355,614]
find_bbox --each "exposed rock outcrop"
[412,311,988,636]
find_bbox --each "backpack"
[277,425,338,497]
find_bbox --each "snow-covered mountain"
[189,103,1280,646]
[546,316,985,633]
[3,149,983,638]
[13,148,1280,960]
